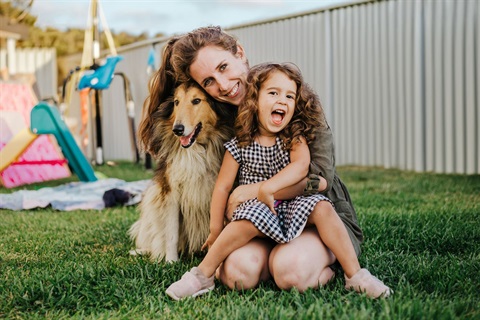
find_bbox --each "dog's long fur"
[129,82,236,262]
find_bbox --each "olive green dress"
[304,124,364,256]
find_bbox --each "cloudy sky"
[30,0,346,37]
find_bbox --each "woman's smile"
[190,45,249,106]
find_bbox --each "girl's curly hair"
[235,62,327,150]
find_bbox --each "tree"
[1,1,163,57]
[0,0,35,25]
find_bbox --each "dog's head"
[170,82,219,148]
[148,82,236,155]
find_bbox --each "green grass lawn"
[1,163,479,319]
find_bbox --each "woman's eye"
[220,64,227,71]
[203,79,212,87]
[192,98,201,105]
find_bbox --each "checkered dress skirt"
[225,137,332,243]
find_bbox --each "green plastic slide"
[30,102,97,182]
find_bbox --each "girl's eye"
[269,91,278,96]
[287,94,295,99]
[192,98,201,105]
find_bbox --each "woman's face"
[189,45,249,106]
[257,71,297,137]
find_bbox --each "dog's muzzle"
[173,123,203,148]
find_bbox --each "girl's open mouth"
[271,109,285,125]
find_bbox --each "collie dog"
[129,82,235,262]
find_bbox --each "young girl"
[166,62,391,300]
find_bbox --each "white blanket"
[0,178,151,211]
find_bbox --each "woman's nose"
[217,77,229,92]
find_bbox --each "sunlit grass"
[1,164,479,319]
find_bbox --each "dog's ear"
[154,95,175,119]
[148,96,175,157]
[186,81,237,129]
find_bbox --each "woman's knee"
[270,248,312,291]
[217,239,272,290]
[270,229,336,292]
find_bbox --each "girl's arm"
[202,151,239,250]
[258,136,310,213]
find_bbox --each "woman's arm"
[231,178,308,202]
[258,136,310,213]
[202,151,239,250]
[307,124,335,195]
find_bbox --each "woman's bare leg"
[269,228,336,292]
[216,238,273,290]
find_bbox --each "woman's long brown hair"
[170,26,242,83]
[138,26,242,154]
[137,37,179,154]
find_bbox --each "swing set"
[60,0,139,166]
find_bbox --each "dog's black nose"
[172,124,184,136]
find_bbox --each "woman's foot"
[344,268,392,298]
[166,267,215,300]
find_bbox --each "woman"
[140,26,391,298]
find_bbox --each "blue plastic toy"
[78,55,124,90]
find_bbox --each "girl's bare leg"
[269,227,336,292]
[308,201,361,278]
[198,220,263,278]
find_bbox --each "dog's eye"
[192,98,201,105]
[174,99,179,106]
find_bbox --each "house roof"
[0,16,29,40]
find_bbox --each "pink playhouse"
[0,81,71,188]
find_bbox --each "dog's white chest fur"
[129,140,225,262]
[129,81,234,262]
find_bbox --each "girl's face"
[257,71,297,137]
[189,45,249,106]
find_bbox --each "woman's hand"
[226,183,261,220]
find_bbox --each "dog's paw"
[129,249,148,256]
[165,252,179,262]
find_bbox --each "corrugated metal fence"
[80,0,480,174]
[0,48,57,99]
[228,0,479,174]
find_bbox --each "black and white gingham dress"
[225,136,333,244]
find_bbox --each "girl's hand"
[201,232,219,251]
[258,184,276,214]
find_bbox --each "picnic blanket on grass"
[0,178,151,211]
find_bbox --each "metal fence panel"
[90,0,478,174]
[0,48,57,99]
[462,0,476,175]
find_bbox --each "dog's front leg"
[164,198,180,262]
